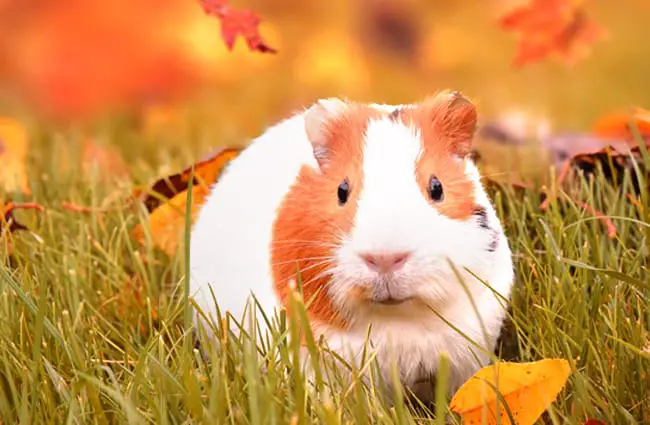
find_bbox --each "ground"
[0,127,648,425]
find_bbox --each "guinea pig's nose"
[360,251,411,274]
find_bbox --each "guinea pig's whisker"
[299,267,336,289]
[271,239,340,247]
[270,256,336,267]
[288,260,336,279]
[270,242,340,251]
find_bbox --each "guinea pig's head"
[271,91,508,329]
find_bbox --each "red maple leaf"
[198,0,276,54]
[499,0,606,67]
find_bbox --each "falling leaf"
[449,358,572,425]
[131,147,241,256]
[0,117,30,194]
[198,0,276,53]
[499,0,606,67]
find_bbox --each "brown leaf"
[540,143,649,237]
[569,144,648,193]
[133,147,241,212]
[199,0,277,54]
[0,117,30,195]
[131,147,242,256]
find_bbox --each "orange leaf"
[2,201,44,233]
[0,117,30,194]
[199,0,277,53]
[131,147,241,256]
[133,147,241,212]
[449,358,572,425]
[592,107,650,140]
[499,0,606,67]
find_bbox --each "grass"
[1,126,649,425]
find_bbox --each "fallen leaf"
[198,0,276,53]
[0,117,30,194]
[539,143,649,236]
[499,0,606,67]
[1,201,44,233]
[131,147,241,256]
[134,147,241,212]
[1,201,44,258]
[592,107,650,140]
[449,358,572,425]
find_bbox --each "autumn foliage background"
[2,0,650,168]
[0,1,649,424]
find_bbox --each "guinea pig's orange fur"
[271,92,478,332]
[396,93,478,221]
[271,104,383,329]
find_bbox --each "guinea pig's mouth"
[368,278,414,306]
[371,296,414,306]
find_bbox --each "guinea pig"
[189,90,515,400]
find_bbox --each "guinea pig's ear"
[422,90,478,157]
[304,97,348,168]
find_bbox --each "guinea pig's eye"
[337,178,350,205]
[428,175,444,202]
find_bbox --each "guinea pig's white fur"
[189,93,515,398]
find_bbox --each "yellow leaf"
[131,147,241,257]
[449,358,572,425]
[131,184,208,257]
[0,117,30,194]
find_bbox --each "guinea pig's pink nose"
[360,251,411,274]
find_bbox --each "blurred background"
[1,0,650,181]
